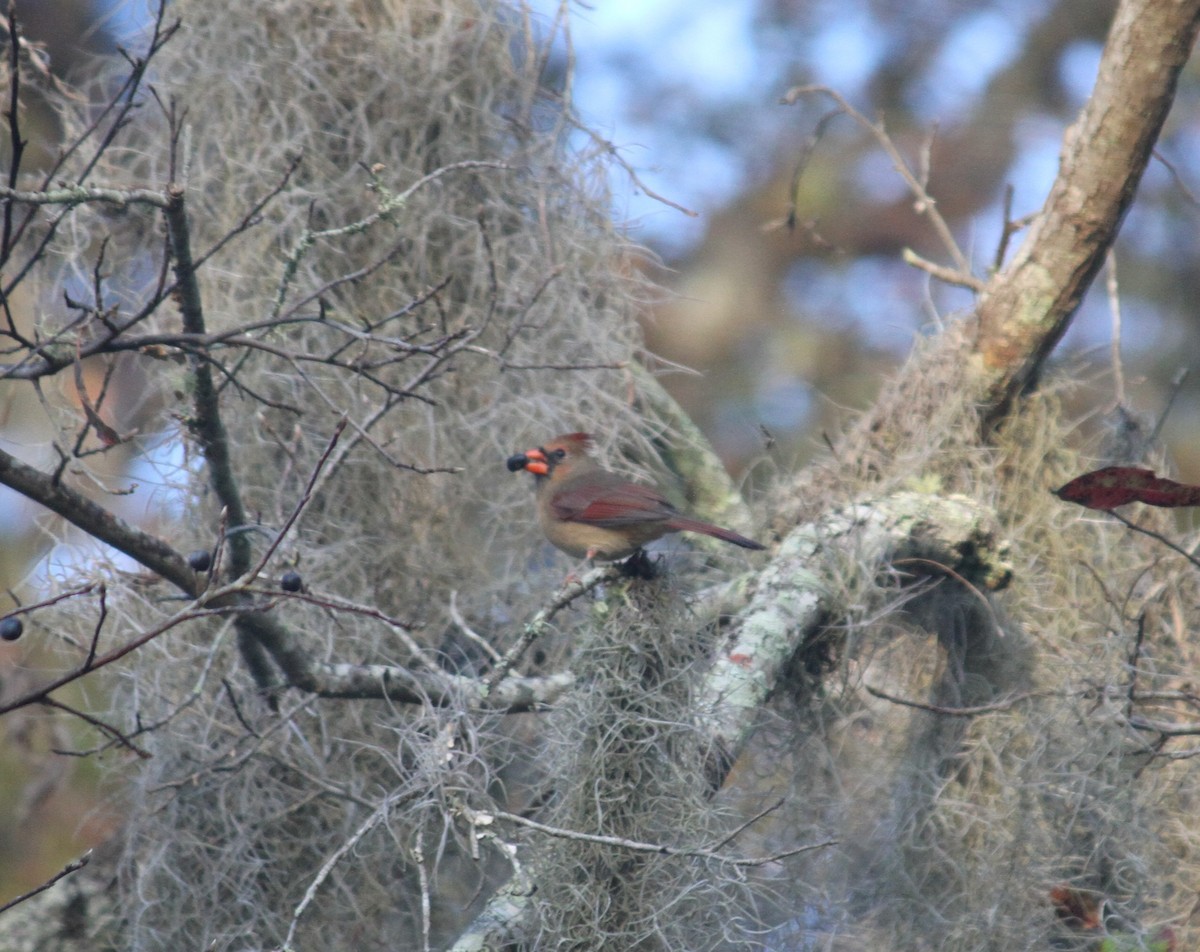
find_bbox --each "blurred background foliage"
[2,0,1198,910]
[533,0,1199,476]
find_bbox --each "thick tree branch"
[974,0,1200,426]
[164,183,254,574]
[0,444,200,593]
[699,490,1011,770]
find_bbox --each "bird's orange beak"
[506,447,549,476]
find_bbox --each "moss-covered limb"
[308,659,575,711]
[630,361,759,536]
[448,865,535,952]
[699,490,1012,770]
[452,490,1012,950]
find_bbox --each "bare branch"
[974,0,1200,426]
[269,160,513,321]
[484,563,618,689]
[0,182,169,208]
[0,601,245,718]
[0,443,199,592]
[0,852,89,916]
[2,1,26,265]
[782,84,973,278]
[470,804,837,868]
[306,657,576,712]
[163,182,253,575]
[902,247,986,292]
[864,683,1038,717]
[277,791,420,952]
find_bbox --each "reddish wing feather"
[550,479,676,527]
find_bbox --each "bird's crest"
[554,432,593,449]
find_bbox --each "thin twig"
[242,418,347,585]
[864,682,1037,717]
[902,248,986,292]
[1,583,97,624]
[1106,508,1200,571]
[275,584,437,670]
[277,791,419,951]
[1125,612,1147,721]
[270,161,512,321]
[567,119,699,217]
[0,604,247,718]
[710,796,787,851]
[449,590,502,664]
[993,183,1016,272]
[892,557,1005,634]
[83,582,107,668]
[1152,146,1200,207]
[0,852,90,915]
[1127,714,1200,736]
[783,106,842,232]
[477,805,836,867]
[41,695,150,759]
[193,151,304,271]
[1148,367,1189,446]
[782,84,974,281]
[484,564,617,690]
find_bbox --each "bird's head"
[506,432,594,481]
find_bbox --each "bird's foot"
[619,548,659,580]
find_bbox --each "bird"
[507,432,766,561]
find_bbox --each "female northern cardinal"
[507,432,766,560]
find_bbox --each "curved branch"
[698,490,1011,767]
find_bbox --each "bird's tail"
[666,517,766,550]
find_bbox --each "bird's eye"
[553,448,566,460]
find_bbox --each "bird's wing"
[549,479,676,527]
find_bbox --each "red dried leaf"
[1049,885,1103,930]
[1053,466,1200,510]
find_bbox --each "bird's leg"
[560,551,600,587]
